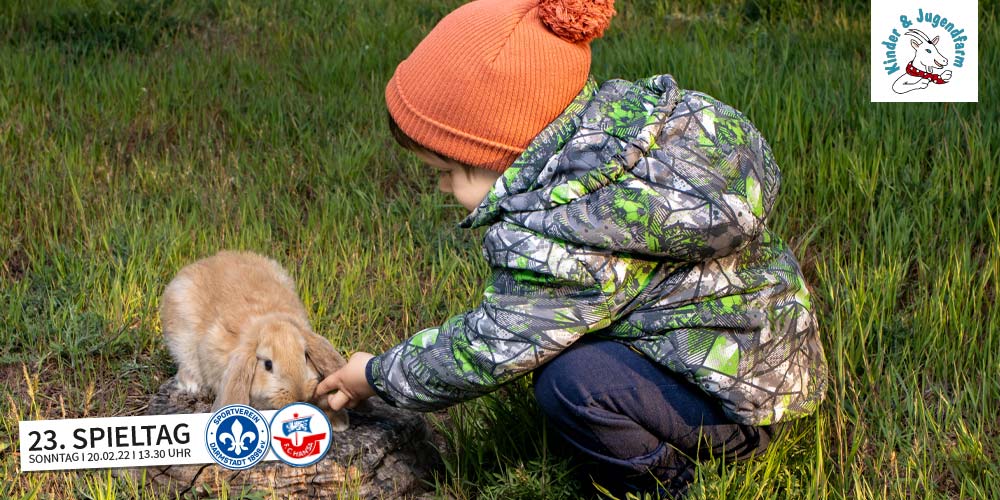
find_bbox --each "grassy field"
[1,0,997,498]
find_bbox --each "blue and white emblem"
[205,404,270,470]
[269,402,332,467]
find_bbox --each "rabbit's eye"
[264,359,273,372]
[925,48,932,53]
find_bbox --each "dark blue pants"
[533,338,776,497]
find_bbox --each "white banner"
[19,410,281,472]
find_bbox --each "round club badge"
[205,404,270,470]
[269,402,332,467]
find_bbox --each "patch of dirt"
[1,357,168,423]
[1,247,28,282]
[0,362,56,418]
[794,239,821,291]
[933,466,961,499]
[112,112,180,170]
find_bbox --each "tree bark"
[120,377,442,499]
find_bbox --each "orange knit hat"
[386,0,616,172]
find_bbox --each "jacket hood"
[461,74,779,262]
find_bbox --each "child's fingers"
[315,373,341,396]
[328,391,352,412]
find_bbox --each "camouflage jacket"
[368,75,828,426]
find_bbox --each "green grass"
[1,0,997,498]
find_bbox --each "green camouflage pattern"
[369,75,828,426]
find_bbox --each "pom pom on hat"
[538,0,617,44]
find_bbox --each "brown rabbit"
[160,250,349,431]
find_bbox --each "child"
[317,0,828,495]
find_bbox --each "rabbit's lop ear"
[214,342,257,410]
[303,331,347,378]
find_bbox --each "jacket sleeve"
[366,223,661,411]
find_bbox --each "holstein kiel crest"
[205,404,270,470]
[269,402,332,466]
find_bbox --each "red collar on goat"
[906,63,948,85]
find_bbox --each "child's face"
[414,150,501,212]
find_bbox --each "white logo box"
[870,0,978,102]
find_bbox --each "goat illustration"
[892,29,952,94]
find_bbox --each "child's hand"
[315,352,376,411]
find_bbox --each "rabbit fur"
[160,250,349,431]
